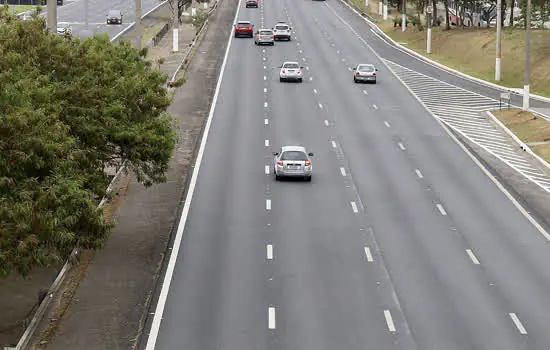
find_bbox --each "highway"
[145,0,550,348]
[44,0,161,38]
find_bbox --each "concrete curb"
[11,3,170,347]
[486,110,550,172]
[337,0,550,105]
[168,0,219,85]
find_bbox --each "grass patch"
[380,22,550,97]
[7,4,38,14]
[493,108,550,163]
[142,22,167,47]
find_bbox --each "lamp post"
[426,5,433,54]
[402,0,406,31]
[495,0,502,81]
[523,0,531,110]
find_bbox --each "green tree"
[0,6,176,276]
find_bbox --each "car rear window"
[283,63,299,68]
[358,65,374,72]
[260,30,273,35]
[281,151,307,161]
[238,22,250,26]
[275,25,288,30]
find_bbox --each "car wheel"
[280,77,284,82]
[373,80,377,84]
[271,42,274,46]
[288,37,291,41]
[305,176,312,182]
[275,174,280,181]
[298,78,303,82]
[354,78,358,83]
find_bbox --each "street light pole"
[135,0,142,50]
[172,1,179,51]
[523,0,531,110]
[495,0,502,81]
[47,0,57,32]
[402,0,406,31]
[427,5,433,54]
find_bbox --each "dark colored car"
[234,21,253,37]
[106,10,123,25]
[246,0,258,7]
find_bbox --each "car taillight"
[305,160,311,166]
[277,160,283,165]
[373,72,376,76]
[297,69,301,73]
[270,35,274,38]
[355,71,360,75]
[282,69,286,73]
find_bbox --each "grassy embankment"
[348,0,550,97]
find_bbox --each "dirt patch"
[493,108,550,163]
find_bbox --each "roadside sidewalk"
[21,0,229,348]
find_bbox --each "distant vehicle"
[273,146,314,181]
[246,0,258,8]
[56,24,72,36]
[279,61,303,82]
[234,21,253,37]
[20,13,32,21]
[106,10,123,25]
[254,29,274,45]
[273,22,291,41]
[353,64,378,83]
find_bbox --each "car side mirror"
[308,152,314,156]
[376,68,378,71]
[352,67,356,70]
[300,66,304,69]
[273,152,279,156]
[290,27,292,30]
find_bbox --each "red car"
[246,0,258,7]
[235,21,254,38]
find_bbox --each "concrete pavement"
[144,0,550,348]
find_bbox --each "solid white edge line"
[269,307,276,329]
[384,310,396,332]
[324,0,550,244]
[267,244,273,260]
[144,0,242,347]
[465,249,480,265]
[265,165,270,174]
[266,199,271,210]
[364,246,373,262]
[415,169,424,178]
[351,201,358,213]
[436,204,447,216]
[509,313,527,334]
[340,167,346,177]
[331,140,337,148]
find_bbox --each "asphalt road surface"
[48,0,161,38]
[146,0,550,349]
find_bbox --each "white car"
[273,22,292,41]
[353,64,378,83]
[279,61,303,82]
[273,146,313,181]
[56,24,72,36]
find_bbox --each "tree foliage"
[0,5,176,276]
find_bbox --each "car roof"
[237,20,251,24]
[357,63,375,67]
[282,61,299,65]
[275,22,289,26]
[281,146,307,153]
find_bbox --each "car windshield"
[281,151,308,161]
[260,30,273,35]
[108,10,120,17]
[275,25,288,30]
[358,65,375,72]
[283,63,299,68]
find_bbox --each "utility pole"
[427,5,433,54]
[135,0,142,50]
[495,0,502,81]
[383,0,388,20]
[402,0,406,31]
[172,1,179,51]
[84,0,89,28]
[46,0,57,32]
[523,0,531,110]
[379,0,383,15]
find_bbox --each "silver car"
[279,62,303,82]
[254,29,275,45]
[353,64,378,83]
[273,146,313,181]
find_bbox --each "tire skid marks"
[383,59,550,193]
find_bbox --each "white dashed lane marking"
[384,310,396,332]
[269,307,276,329]
[384,121,391,128]
[383,59,550,193]
[364,246,373,262]
[436,204,447,216]
[509,313,527,334]
[415,169,423,178]
[350,201,358,213]
[265,140,269,147]
[266,199,271,211]
[313,88,317,94]
[265,165,270,174]
[264,102,268,108]
[398,143,406,151]
[264,118,268,125]
[318,103,323,109]
[331,141,337,149]
[363,90,368,95]
[466,249,480,265]
[373,104,378,110]
[324,120,329,126]
[340,167,346,176]
[266,244,273,260]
